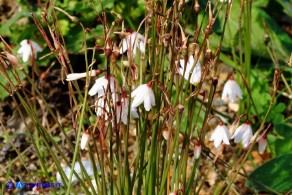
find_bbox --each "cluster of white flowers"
[64,31,155,150]
[209,120,267,154]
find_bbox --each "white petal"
[131,88,145,108]
[80,133,89,150]
[66,73,87,81]
[138,40,145,53]
[22,49,31,62]
[194,145,201,159]
[190,62,201,84]
[258,138,267,154]
[149,88,156,107]
[120,38,128,54]
[131,107,139,118]
[88,82,101,96]
[144,93,152,111]
[31,41,43,52]
[232,125,245,143]
[20,39,28,46]
[213,136,222,148]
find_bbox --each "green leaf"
[246,154,292,193]
[271,121,292,156]
[273,103,286,113]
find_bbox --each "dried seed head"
[188,43,197,55]
[205,48,212,60]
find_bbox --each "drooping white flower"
[179,55,201,85]
[255,129,268,154]
[221,79,243,103]
[209,122,231,148]
[120,32,145,58]
[66,70,100,81]
[131,82,155,111]
[80,130,90,150]
[95,96,108,118]
[115,96,139,125]
[17,39,43,62]
[88,75,116,97]
[194,143,201,159]
[232,121,253,148]
[258,135,267,154]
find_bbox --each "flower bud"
[81,130,90,150]
[205,48,212,61]
[194,3,200,14]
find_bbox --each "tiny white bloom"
[120,32,145,58]
[116,97,139,125]
[232,121,253,148]
[88,75,116,97]
[221,79,243,103]
[209,122,231,148]
[179,55,201,85]
[17,39,43,62]
[256,129,268,154]
[80,131,90,150]
[66,70,99,81]
[194,143,201,159]
[131,82,155,111]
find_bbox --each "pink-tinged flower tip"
[209,122,231,148]
[194,143,201,159]
[256,129,269,154]
[258,135,267,154]
[80,130,90,150]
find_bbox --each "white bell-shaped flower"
[179,55,201,85]
[131,82,155,111]
[17,39,43,62]
[232,121,253,148]
[88,75,116,97]
[120,32,145,58]
[209,122,231,148]
[221,79,243,103]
